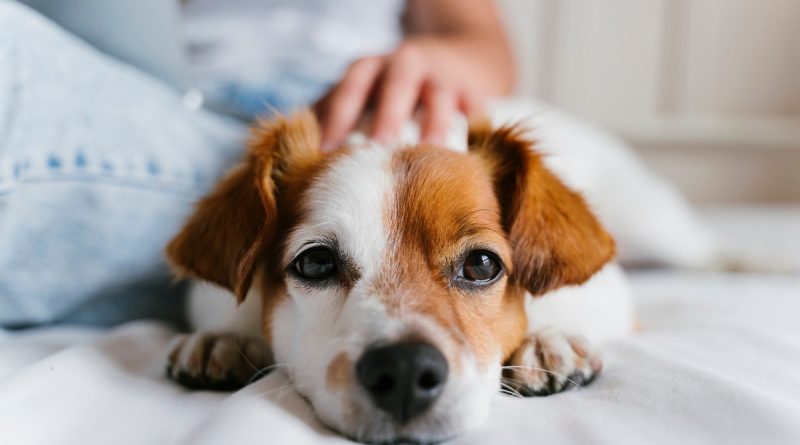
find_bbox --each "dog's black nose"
[356,342,448,424]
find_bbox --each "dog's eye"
[460,250,502,283]
[294,247,337,279]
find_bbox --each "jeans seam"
[0,172,207,197]
[0,152,214,196]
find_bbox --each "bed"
[1,205,798,445]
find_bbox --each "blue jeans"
[0,2,316,327]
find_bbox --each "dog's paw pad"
[166,332,272,391]
[504,328,602,397]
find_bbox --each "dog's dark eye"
[460,250,502,283]
[294,247,337,279]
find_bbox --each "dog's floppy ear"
[166,110,321,302]
[468,120,615,295]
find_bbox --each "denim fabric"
[0,2,257,327]
[201,76,333,122]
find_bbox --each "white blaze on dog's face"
[167,111,615,444]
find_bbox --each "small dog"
[165,110,633,444]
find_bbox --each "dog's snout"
[356,342,448,424]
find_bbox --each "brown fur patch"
[467,120,616,296]
[166,110,337,342]
[166,110,323,300]
[326,352,352,391]
[165,162,270,301]
[378,121,615,366]
[382,146,528,367]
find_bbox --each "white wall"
[498,0,800,204]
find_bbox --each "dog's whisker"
[500,377,521,390]
[502,365,586,389]
[498,382,525,399]
[233,342,259,373]
[499,375,530,384]
[270,385,298,404]
[498,389,525,399]
[248,384,294,403]
[247,362,293,384]
[502,364,565,376]
[254,385,292,398]
[255,384,297,400]
[500,379,523,388]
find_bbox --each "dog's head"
[167,110,614,443]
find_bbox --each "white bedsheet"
[2,206,799,445]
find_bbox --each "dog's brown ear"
[468,120,615,296]
[166,110,321,302]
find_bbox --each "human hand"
[315,36,509,151]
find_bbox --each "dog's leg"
[166,331,272,391]
[505,328,602,396]
[166,283,273,391]
[506,263,634,396]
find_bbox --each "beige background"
[497,0,800,204]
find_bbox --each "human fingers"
[319,56,385,151]
[457,89,485,118]
[371,44,427,143]
[419,80,457,146]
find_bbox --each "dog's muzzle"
[356,341,449,424]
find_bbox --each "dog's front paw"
[166,332,272,391]
[504,328,602,397]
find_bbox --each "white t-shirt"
[181,0,404,118]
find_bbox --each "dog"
[164,109,634,444]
